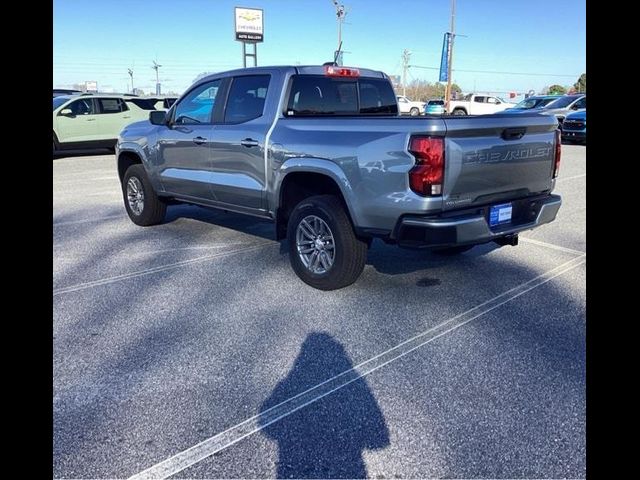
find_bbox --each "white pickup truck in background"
[396,95,426,116]
[448,94,516,115]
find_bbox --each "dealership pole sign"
[235,7,264,42]
[439,33,451,82]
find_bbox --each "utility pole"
[444,0,456,110]
[331,0,347,64]
[401,49,411,96]
[152,60,162,95]
[127,68,134,94]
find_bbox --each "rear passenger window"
[98,98,128,113]
[473,96,486,103]
[125,98,157,110]
[224,75,270,123]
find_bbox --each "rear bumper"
[395,194,562,248]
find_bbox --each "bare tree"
[396,80,462,101]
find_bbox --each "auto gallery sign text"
[235,7,263,42]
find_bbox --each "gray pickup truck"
[116,65,562,290]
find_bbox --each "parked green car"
[53,94,155,153]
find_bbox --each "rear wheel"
[287,195,367,290]
[122,164,167,226]
[452,108,466,116]
[409,107,420,116]
[433,245,474,255]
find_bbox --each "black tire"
[433,245,474,255]
[287,195,367,290]
[409,107,420,116]
[452,108,466,116]
[122,164,167,226]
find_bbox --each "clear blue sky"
[53,0,586,96]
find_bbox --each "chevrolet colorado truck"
[116,65,562,290]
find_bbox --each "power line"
[410,65,579,77]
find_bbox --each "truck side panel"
[269,117,447,232]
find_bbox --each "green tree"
[548,84,567,95]
[573,73,586,93]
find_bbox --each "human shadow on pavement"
[260,333,389,478]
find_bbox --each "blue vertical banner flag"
[439,33,451,82]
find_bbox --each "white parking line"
[53,215,124,226]
[86,191,120,197]
[556,173,586,183]
[53,242,273,296]
[127,254,586,480]
[519,237,585,256]
[54,177,118,186]
[54,191,119,198]
[53,170,114,178]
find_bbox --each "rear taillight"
[324,65,360,77]
[408,136,445,196]
[553,129,561,178]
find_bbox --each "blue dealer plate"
[489,203,513,227]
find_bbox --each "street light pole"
[445,0,456,110]
[152,61,162,95]
[402,49,411,97]
[331,0,346,64]
[128,68,134,94]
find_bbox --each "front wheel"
[122,164,167,226]
[409,107,420,116]
[287,195,367,290]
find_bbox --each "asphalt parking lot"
[53,145,586,479]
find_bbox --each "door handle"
[122,115,131,119]
[193,136,208,145]
[240,138,259,147]
[86,118,96,122]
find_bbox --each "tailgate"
[442,113,558,210]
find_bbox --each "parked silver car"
[540,94,586,127]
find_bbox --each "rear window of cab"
[286,75,398,116]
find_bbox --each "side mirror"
[59,108,73,116]
[149,110,167,126]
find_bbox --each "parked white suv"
[396,95,425,116]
